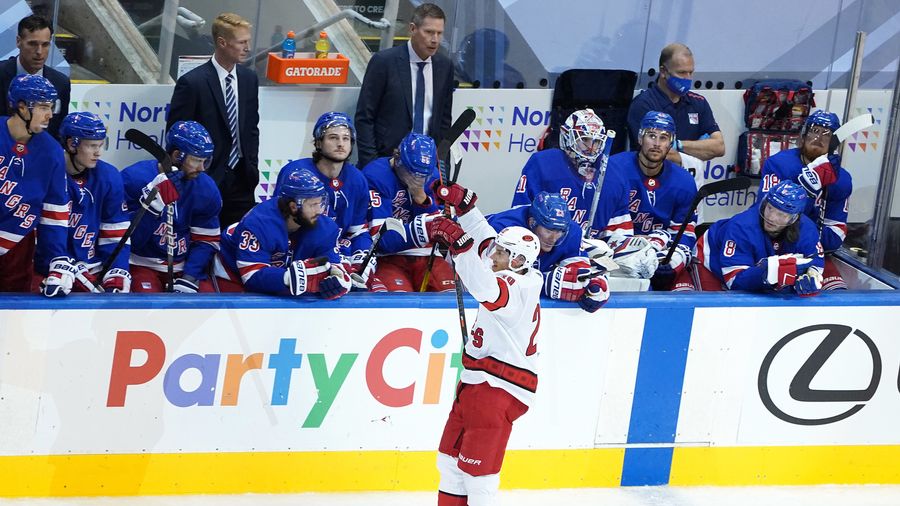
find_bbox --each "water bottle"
[281,30,296,59]
[315,31,330,59]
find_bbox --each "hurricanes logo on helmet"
[523,235,535,242]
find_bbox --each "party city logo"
[106,327,462,428]
[460,105,550,154]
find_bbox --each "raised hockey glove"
[763,254,812,289]
[102,268,132,293]
[172,275,199,294]
[428,217,473,254]
[40,256,77,298]
[798,154,837,198]
[319,264,352,300]
[578,275,610,313]
[284,257,331,296]
[646,229,672,252]
[140,172,182,217]
[430,181,478,215]
[543,257,591,301]
[72,261,103,293]
[794,268,823,296]
[609,236,659,279]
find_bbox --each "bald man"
[627,43,725,166]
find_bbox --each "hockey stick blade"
[444,108,477,148]
[662,176,752,264]
[835,113,874,143]
[125,128,173,173]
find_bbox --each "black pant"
[217,157,258,228]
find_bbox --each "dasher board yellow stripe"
[0,449,624,497]
[670,445,900,485]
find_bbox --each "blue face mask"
[665,74,692,97]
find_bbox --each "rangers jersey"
[218,198,342,294]
[486,206,582,273]
[607,151,698,248]
[364,156,439,255]
[274,158,372,258]
[512,148,633,240]
[759,148,852,253]
[696,204,824,291]
[35,160,130,274]
[455,207,544,407]
[121,160,221,280]
[0,120,68,259]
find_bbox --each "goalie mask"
[559,109,607,181]
[493,226,540,273]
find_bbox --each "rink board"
[1,292,899,496]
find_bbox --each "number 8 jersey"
[454,208,544,408]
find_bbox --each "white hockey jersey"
[455,208,543,407]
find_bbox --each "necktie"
[413,62,426,134]
[225,74,239,169]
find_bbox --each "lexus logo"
[758,324,881,426]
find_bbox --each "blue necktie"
[225,74,239,169]
[413,62,426,134]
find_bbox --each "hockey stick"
[97,129,173,281]
[829,112,875,152]
[165,204,176,292]
[419,109,477,292]
[583,129,616,239]
[662,176,753,264]
[348,218,405,287]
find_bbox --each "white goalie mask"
[560,109,608,181]
[493,226,540,273]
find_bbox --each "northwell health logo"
[460,105,551,154]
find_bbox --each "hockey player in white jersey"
[425,181,544,506]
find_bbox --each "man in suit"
[0,14,71,141]
[167,12,260,228]
[355,3,454,169]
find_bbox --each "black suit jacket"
[0,56,71,140]
[167,60,260,194]
[355,43,454,168]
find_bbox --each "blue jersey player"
[364,132,458,292]
[213,167,350,298]
[512,109,633,242]
[608,111,697,290]
[759,110,852,290]
[0,75,70,296]
[34,112,132,293]
[274,112,373,288]
[692,181,824,295]
[121,121,222,293]
[487,191,610,312]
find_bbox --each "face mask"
[665,74,692,97]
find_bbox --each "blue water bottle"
[281,30,296,58]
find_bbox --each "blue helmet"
[397,132,437,178]
[803,110,841,135]
[7,74,57,109]
[530,192,570,231]
[279,167,327,202]
[166,121,214,164]
[639,110,676,146]
[60,112,107,147]
[764,180,808,216]
[313,111,356,142]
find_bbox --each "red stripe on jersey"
[477,238,492,257]
[722,267,745,284]
[238,263,267,276]
[0,235,19,250]
[191,233,220,243]
[481,277,510,312]
[606,221,633,233]
[462,352,537,392]
[100,228,127,238]
[41,209,69,220]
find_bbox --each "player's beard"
[318,148,350,164]
[293,211,318,229]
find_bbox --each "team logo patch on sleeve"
[689,113,699,125]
